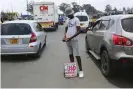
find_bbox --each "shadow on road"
[88,52,133,88]
[1,45,46,63]
[1,55,38,63]
[44,28,58,32]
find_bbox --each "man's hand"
[84,27,91,33]
[62,37,70,42]
[65,38,71,42]
[62,37,71,42]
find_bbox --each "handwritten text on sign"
[64,63,77,77]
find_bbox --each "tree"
[123,7,126,14]
[83,4,97,15]
[59,2,101,15]
[80,6,84,11]
[127,7,131,14]
[113,7,118,12]
[1,11,8,21]
[123,7,126,11]
[105,4,112,14]
[71,2,78,6]
[59,3,71,13]
[27,1,34,14]
[112,7,118,14]
[73,5,81,13]
[71,2,81,13]
[131,7,133,13]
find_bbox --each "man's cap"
[65,7,74,16]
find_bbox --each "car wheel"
[44,35,47,46]
[85,36,90,53]
[33,44,41,58]
[54,27,57,31]
[55,23,58,29]
[101,50,115,77]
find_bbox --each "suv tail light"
[112,34,132,46]
[30,33,37,43]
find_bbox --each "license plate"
[10,39,18,44]
[40,23,53,28]
[80,24,84,26]
[42,24,49,27]
[64,62,77,77]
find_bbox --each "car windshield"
[1,23,32,35]
[76,16,88,21]
[121,18,133,33]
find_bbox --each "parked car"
[1,20,47,57]
[85,15,133,77]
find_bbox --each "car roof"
[74,12,88,16]
[2,20,36,24]
[99,14,133,20]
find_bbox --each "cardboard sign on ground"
[64,62,77,77]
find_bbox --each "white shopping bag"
[64,62,77,77]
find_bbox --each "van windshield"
[76,16,88,21]
[121,18,133,33]
[1,23,32,35]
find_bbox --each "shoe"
[79,71,84,78]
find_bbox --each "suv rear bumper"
[108,51,133,66]
[112,58,133,67]
[109,51,133,60]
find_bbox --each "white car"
[1,20,47,57]
[74,12,90,32]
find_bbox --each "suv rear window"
[121,18,133,33]
[1,23,32,35]
[76,16,88,21]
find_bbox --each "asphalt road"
[1,25,133,88]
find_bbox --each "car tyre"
[33,44,41,58]
[44,35,47,46]
[54,27,57,31]
[61,23,64,25]
[100,50,115,77]
[55,23,58,30]
[57,24,59,29]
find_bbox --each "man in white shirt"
[63,7,84,78]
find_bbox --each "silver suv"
[85,15,133,77]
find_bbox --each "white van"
[74,12,89,32]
